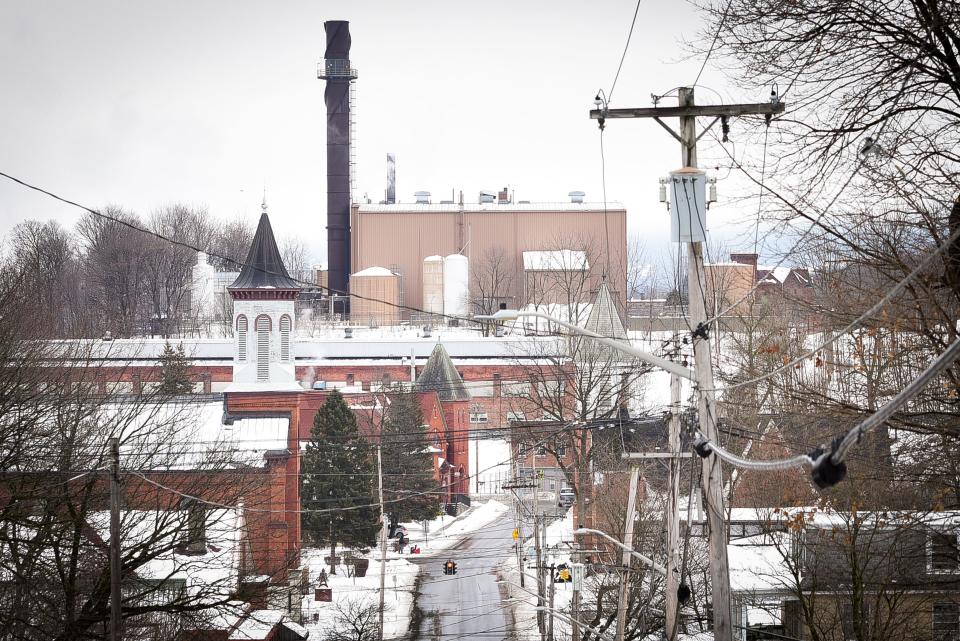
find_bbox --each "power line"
[693,0,733,86]
[606,0,645,105]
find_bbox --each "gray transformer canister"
[669,167,707,243]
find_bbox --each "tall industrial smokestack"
[386,153,396,205]
[318,20,356,304]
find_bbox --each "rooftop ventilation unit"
[479,191,496,204]
[414,191,431,204]
[568,191,586,204]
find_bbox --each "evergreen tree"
[381,388,441,532]
[301,390,378,573]
[157,341,193,396]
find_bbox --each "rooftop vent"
[479,191,496,204]
[568,191,585,204]
[422,325,432,338]
[344,327,353,339]
[414,191,431,204]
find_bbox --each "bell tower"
[227,200,300,385]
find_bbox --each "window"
[346,373,355,386]
[382,373,392,387]
[518,442,527,456]
[536,444,546,456]
[178,498,206,555]
[470,411,488,424]
[555,441,566,457]
[929,531,960,573]
[255,315,270,381]
[236,315,248,361]
[934,603,960,641]
[279,314,291,361]
[507,411,525,423]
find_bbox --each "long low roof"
[357,201,626,213]
[48,330,567,362]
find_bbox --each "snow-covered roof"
[728,533,791,593]
[114,400,288,470]
[353,266,398,277]
[522,249,589,271]
[87,507,242,597]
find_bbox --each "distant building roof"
[522,250,589,272]
[357,202,626,214]
[416,343,471,402]
[228,211,299,290]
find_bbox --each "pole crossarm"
[590,102,785,120]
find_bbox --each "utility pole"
[109,437,122,641]
[614,466,641,641]
[593,86,784,641]
[547,562,556,641]
[377,444,387,641]
[534,515,546,641]
[665,372,682,641]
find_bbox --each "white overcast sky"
[0,1,773,266]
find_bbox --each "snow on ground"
[299,500,510,639]
[300,548,419,640]
[469,437,513,495]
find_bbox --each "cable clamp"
[692,435,713,459]
[691,322,710,342]
[809,436,847,489]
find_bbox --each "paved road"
[412,514,516,641]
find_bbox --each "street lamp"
[475,308,694,381]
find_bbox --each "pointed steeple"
[584,282,627,341]
[228,210,300,292]
[416,343,471,402]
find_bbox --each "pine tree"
[158,341,193,396]
[381,388,441,532]
[301,390,378,573]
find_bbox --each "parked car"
[558,487,575,508]
[389,525,408,539]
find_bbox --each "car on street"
[558,487,575,508]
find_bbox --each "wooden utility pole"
[665,372,682,641]
[109,437,122,641]
[547,563,556,641]
[614,466,641,641]
[592,87,784,641]
[534,515,546,641]
[377,444,387,641]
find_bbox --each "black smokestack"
[323,20,352,300]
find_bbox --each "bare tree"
[471,245,515,336]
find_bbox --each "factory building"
[349,195,627,322]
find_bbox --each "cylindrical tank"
[443,254,469,319]
[422,256,445,315]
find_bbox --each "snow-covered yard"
[299,499,511,639]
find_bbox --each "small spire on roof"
[261,187,268,214]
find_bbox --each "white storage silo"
[423,256,445,315]
[443,253,469,319]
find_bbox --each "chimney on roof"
[386,153,396,205]
[730,253,759,268]
[498,187,509,205]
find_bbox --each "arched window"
[279,314,292,362]
[236,315,248,362]
[255,315,271,381]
